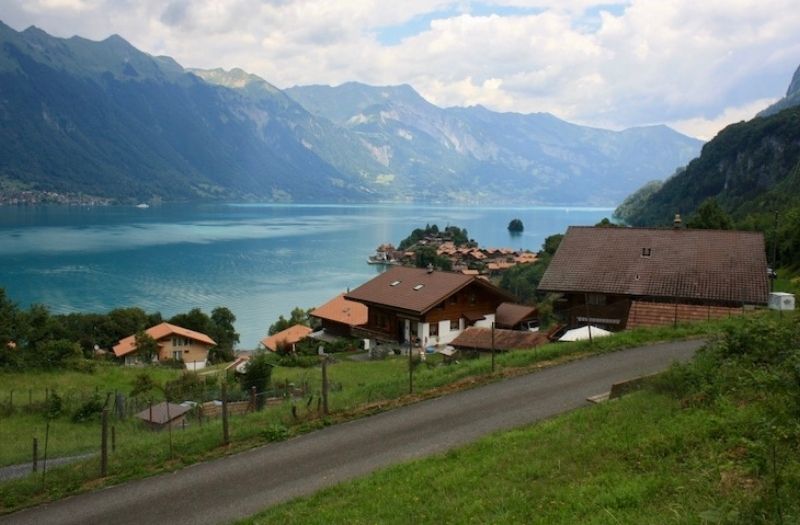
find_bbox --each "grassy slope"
[244,313,800,524]
[0,318,741,513]
[243,392,735,525]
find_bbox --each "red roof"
[345,266,514,315]
[538,227,769,305]
[310,293,368,327]
[262,324,313,352]
[113,322,216,357]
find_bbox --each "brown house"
[310,293,368,337]
[113,322,216,369]
[344,266,515,347]
[450,326,550,352]
[538,226,769,330]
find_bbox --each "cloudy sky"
[2,0,799,139]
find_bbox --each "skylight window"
[413,284,424,291]
[641,248,652,257]
[390,280,401,286]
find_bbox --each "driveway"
[1,339,704,525]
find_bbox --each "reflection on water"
[0,203,612,347]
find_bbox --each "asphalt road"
[1,339,705,525]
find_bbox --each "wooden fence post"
[32,437,38,473]
[250,386,257,412]
[111,425,116,452]
[221,382,230,446]
[322,357,329,416]
[100,408,108,477]
[42,420,50,489]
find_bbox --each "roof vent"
[413,284,424,291]
[673,213,682,228]
[390,280,401,287]
[426,263,434,273]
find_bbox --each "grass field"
[242,314,800,524]
[0,315,754,513]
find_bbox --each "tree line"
[0,289,239,371]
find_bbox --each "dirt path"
[1,340,704,525]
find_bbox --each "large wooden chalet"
[345,266,515,347]
[538,226,769,330]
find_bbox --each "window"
[587,294,606,306]
[449,295,458,305]
[449,319,460,331]
[390,280,401,286]
[641,247,652,257]
[429,322,439,336]
[172,350,182,361]
[413,284,424,291]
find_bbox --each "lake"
[0,203,612,348]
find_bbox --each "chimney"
[426,263,434,273]
[673,213,682,229]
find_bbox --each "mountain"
[0,22,372,203]
[614,105,800,226]
[0,22,702,205]
[287,83,703,205]
[758,64,800,117]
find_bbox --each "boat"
[135,203,150,209]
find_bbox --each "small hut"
[135,402,191,431]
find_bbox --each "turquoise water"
[0,204,612,347]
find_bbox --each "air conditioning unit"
[768,292,795,311]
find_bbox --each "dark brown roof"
[538,227,768,305]
[345,266,513,314]
[450,327,549,351]
[495,302,538,328]
[135,402,190,425]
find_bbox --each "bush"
[72,394,105,423]
[262,423,290,442]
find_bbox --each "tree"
[414,245,452,271]
[239,351,274,397]
[169,308,213,335]
[595,217,621,228]
[268,307,312,335]
[687,198,733,230]
[209,307,239,363]
[135,331,159,363]
[507,218,524,232]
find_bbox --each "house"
[261,324,313,352]
[113,322,216,369]
[495,302,539,330]
[538,226,769,331]
[135,402,191,431]
[344,266,515,347]
[450,326,550,352]
[309,293,368,337]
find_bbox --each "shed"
[135,402,191,431]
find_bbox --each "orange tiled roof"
[310,293,368,327]
[113,322,216,357]
[262,324,313,352]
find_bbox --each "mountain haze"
[287,83,703,205]
[1,23,702,205]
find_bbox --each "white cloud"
[2,0,799,137]
[668,98,778,140]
